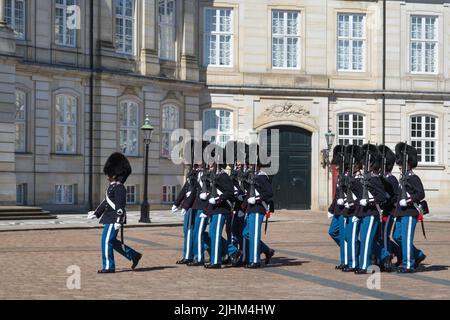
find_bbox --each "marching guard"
[88,152,142,273]
[393,142,427,273]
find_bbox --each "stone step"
[0,215,57,221]
[0,206,56,220]
[0,206,44,213]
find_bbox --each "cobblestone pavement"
[0,211,449,300]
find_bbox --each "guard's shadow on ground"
[414,264,449,273]
[116,266,178,273]
[264,257,310,268]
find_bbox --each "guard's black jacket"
[206,170,234,215]
[394,171,425,218]
[230,170,246,212]
[329,173,347,216]
[191,171,209,211]
[174,171,196,210]
[343,173,363,217]
[95,182,127,225]
[357,173,388,218]
[245,172,273,215]
[381,173,399,216]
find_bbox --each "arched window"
[119,101,139,156]
[337,113,365,145]
[55,94,77,154]
[411,115,437,164]
[115,0,135,54]
[203,109,233,147]
[161,105,179,157]
[158,0,176,60]
[15,89,26,152]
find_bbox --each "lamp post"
[140,114,154,223]
[324,130,335,205]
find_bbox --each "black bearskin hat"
[344,145,363,171]
[331,145,346,167]
[103,152,132,184]
[378,145,396,173]
[362,143,382,171]
[395,142,418,169]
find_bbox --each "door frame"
[256,120,319,210]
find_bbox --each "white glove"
[200,193,208,200]
[171,205,178,214]
[237,194,244,202]
[248,197,256,205]
[199,213,207,219]
[352,216,359,223]
[186,191,191,198]
[399,199,408,207]
[327,212,334,219]
[114,223,122,231]
[209,198,216,205]
[360,199,368,207]
[181,208,187,216]
[238,210,245,218]
[344,202,350,209]
[87,211,97,220]
[337,198,344,206]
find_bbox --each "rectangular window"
[126,185,136,204]
[158,0,176,60]
[55,185,74,204]
[337,113,365,146]
[203,109,233,147]
[203,7,233,67]
[55,95,77,154]
[55,0,76,47]
[15,90,26,152]
[337,13,365,71]
[410,16,438,73]
[162,185,177,203]
[115,0,135,55]
[411,115,437,164]
[272,10,300,69]
[161,105,179,157]
[4,0,26,39]
[119,101,139,156]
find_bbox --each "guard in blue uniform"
[188,141,212,266]
[393,142,427,273]
[355,144,387,274]
[204,145,235,269]
[172,141,197,265]
[242,145,274,269]
[88,152,142,273]
[377,144,401,271]
[328,145,348,270]
[342,145,363,273]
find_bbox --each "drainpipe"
[88,0,94,210]
[382,0,386,144]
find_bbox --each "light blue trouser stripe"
[101,224,139,270]
[344,217,360,269]
[242,212,265,264]
[192,209,210,262]
[359,216,378,270]
[209,213,226,265]
[182,209,195,260]
[393,216,425,269]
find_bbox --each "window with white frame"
[203,8,233,67]
[337,113,365,146]
[119,101,139,156]
[55,184,74,204]
[272,10,300,69]
[55,0,76,47]
[115,0,135,55]
[410,15,438,73]
[337,13,365,71]
[126,185,136,204]
[15,90,26,152]
[203,109,233,147]
[410,115,437,164]
[161,105,179,158]
[158,0,176,60]
[4,0,26,40]
[162,185,177,203]
[55,95,77,154]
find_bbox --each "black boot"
[204,263,221,269]
[176,258,191,265]
[264,249,275,265]
[131,253,142,270]
[230,250,242,266]
[397,267,414,274]
[342,266,356,272]
[246,263,261,269]
[414,255,426,269]
[335,264,347,270]
[97,269,115,274]
[187,260,204,266]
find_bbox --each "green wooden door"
[268,126,312,210]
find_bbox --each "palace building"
[0,0,449,212]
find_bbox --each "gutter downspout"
[382,0,386,144]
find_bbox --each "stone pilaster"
[140,0,160,76]
[180,0,199,81]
